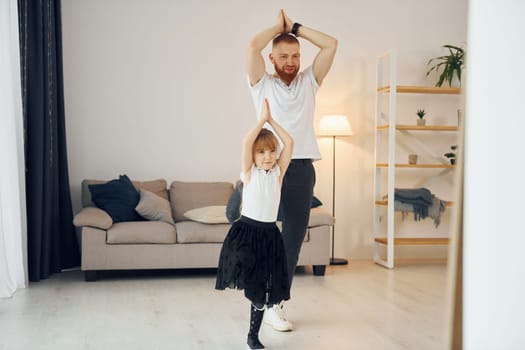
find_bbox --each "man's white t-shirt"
[248,66,321,160]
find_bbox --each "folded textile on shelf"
[384,188,447,227]
[394,195,446,227]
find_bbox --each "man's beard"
[274,64,298,84]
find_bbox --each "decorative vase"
[417,119,426,126]
[408,154,418,165]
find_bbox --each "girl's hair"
[252,128,279,156]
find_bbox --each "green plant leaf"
[446,66,454,86]
[426,61,446,76]
[443,44,463,53]
[428,44,465,87]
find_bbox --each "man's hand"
[282,10,293,34]
[277,10,285,33]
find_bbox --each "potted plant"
[426,45,464,87]
[416,109,426,126]
[444,145,458,165]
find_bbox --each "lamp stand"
[330,135,348,266]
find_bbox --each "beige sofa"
[73,179,334,281]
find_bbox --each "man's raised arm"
[246,11,285,86]
[283,11,337,86]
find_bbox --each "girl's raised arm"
[267,109,293,183]
[241,101,269,181]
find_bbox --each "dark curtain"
[18,0,80,281]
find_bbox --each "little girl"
[215,99,293,350]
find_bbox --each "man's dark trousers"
[278,159,315,287]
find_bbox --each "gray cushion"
[135,189,175,225]
[169,181,233,222]
[106,221,176,244]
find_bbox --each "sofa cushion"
[136,189,175,225]
[175,221,230,243]
[88,175,143,223]
[184,205,228,224]
[82,178,168,208]
[170,181,233,222]
[106,221,176,244]
[132,179,169,200]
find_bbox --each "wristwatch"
[291,22,302,37]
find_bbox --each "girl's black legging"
[248,304,264,338]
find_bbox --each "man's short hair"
[272,33,300,48]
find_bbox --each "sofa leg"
[313,265,326,276]
[84,270,98,282]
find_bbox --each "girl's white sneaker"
[263,303,293,331]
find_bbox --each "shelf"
[374,237,449,245]
[376,163,455,169]
[377,85,461,94]
[374,50,459,268]
[375,200,454,207]
[377,124,459,131]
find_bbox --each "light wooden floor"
[0,260,448,350]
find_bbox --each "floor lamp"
[318,115,352,265]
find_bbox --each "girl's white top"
[241,164,281,222]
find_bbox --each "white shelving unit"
[374,49,461,268]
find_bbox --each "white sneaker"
[263,302,293,331]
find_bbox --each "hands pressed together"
[276,9,293,34]
[260,98,273,124]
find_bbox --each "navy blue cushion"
[311,196,323,208]
[226,180,243,223]
[88,175,142,223]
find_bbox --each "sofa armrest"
[73,207,113,230]
[308,207,335,227]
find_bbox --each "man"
[246,9,337,331]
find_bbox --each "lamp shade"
[317,114,353,136]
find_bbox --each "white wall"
[61,0,467,259]
[464,1,525,348]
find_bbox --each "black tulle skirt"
[215,216,290,307]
